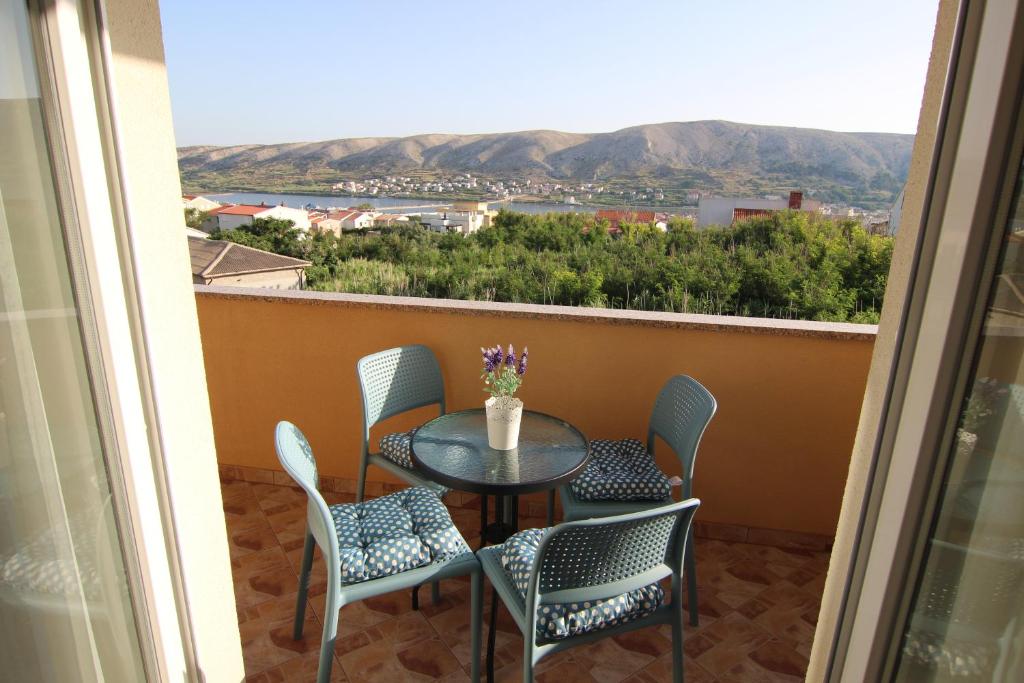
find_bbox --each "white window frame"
[827,0,1024,679]
[31,0,192,679]
[27,0,245,680]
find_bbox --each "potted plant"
[481,344,528,450]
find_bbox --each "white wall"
[214,213,256,231]
[207,269,305,290]
[103,0,245,678]
[260,205,311,231]
[697,197,788,227]
[216,206,311,232]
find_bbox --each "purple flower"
[505,344,516,368]
[517,346,528,376]
[482,347,497,373]
[493,345,503,367]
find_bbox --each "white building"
[205,203,312,232]
[329,209,376,231]
[311,217,344,236]
[697,191,822,228]
[182,194,222,212]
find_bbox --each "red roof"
[732,208,778,222]
[328,210,367,222]
[593,209,661,234]
[596,210,658,223]
[214,204,273,216]
[182,194,197,200]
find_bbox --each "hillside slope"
[178,120,913,207]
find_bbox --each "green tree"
[246,208,891,324]
[184,207,209,229]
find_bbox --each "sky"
[160,0,940,147]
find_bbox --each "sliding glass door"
[0,1,148,679]
[893,138,1024,682]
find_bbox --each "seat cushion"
[500,528,664,641]
[570,439,672,502]
[331,487,469,585]
[379,429,416,469]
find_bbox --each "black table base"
[479,492,520,683]
[479,493,520,548]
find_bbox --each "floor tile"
[223,480,828,682]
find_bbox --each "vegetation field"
[210,209,892,323]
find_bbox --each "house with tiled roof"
[202,203,312,233]
[188,236,310,289]
[327,209,375,231]
[182,194,222,212]
[697,191,823,228]
[594,209,668,234]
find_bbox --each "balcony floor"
[222,479,827,682]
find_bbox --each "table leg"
[494,494,505,533]
[486,495,517,683]
[480,493,521,545]
[479,493,489,549]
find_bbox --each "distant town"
[193,169,897,231]
[185,184,898,242]
[331,173,666,205]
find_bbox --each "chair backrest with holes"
[648,376,716,497]
[274,421,338,568]
[356,345,445,447]
[525,498,700,622]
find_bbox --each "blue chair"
[559,375,716,626]
[356,345,448,501]
[477,498,701,683]
[275,421,482,683]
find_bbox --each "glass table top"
[410,409,590,495]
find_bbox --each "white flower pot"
[485,396,523,450]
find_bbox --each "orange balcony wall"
[195,287,875,542]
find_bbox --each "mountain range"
[177,120,914,208]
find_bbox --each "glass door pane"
[893,150,1024,678]
[0,1,148,680]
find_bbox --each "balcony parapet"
[194,285,876,541]
[195,285,878,341]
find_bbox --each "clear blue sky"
[161,0,940,146]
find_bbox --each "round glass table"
[411,409,589,544]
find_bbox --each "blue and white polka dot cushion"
[331,487,470,584]
[0,517,100,600]
[570,439,672,502]
[500,528,664,641]
[379,430,416,469]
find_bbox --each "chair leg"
[431,580,442,605]
[686,534,699,627]
[487,588,498,683]
[356,453,368,503]
[470,568,482,683]
[545,490,555,527]
[412,584,420,611]
[522,638,535,683]
[294,530,315,640]
[671,585,685,683]
[317,594,339,683]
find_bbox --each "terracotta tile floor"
[222,479,828,682]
